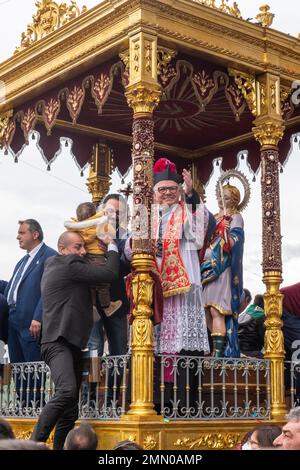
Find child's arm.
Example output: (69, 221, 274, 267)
(64, 214, 108, 230)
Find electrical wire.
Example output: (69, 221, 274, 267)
(18, 158, 89, 194)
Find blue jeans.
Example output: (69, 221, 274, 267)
(87, 310, 128, 402)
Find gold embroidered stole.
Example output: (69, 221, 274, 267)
(154, 203, 191, 298)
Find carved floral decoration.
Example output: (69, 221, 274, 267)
(15, 0, 87, 53)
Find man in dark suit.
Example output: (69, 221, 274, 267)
(86, 194, 130, 407)
(0, 293, 8, 344)
(88, 194, 130, 359)
(31, 230, 119, 450)
(1, 220, 56, 363)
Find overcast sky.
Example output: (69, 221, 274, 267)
(0, 0, 299, 296)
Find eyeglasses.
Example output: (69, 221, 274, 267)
(156, 186, 179, 194)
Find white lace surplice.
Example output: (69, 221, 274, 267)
(155, 203, 210, 354)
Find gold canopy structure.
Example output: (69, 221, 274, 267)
(1, 0, 300, 449)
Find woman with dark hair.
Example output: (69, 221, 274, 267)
(242, 425, 281, 450)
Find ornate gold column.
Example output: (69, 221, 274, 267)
(253, 72, 286, 420)
(121, 32, 162, 419)
(86, 143, 111, 207)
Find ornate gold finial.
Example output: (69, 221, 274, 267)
(15, 0, 87, 53)
(255, 5, 275, 28)
(192, 0, 242, 19)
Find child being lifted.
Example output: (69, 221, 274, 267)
(64, 202, 122, 318)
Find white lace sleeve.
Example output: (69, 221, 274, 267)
(183, 201, 205, 249)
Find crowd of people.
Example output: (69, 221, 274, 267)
(0, 157, 299, 450)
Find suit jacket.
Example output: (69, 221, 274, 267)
(0, 293, 8, 343)
(110, 227, 131, 312)
(185, 189, 200, 210)
(41, 250, 119, 349)
(2, 244, 57, 330)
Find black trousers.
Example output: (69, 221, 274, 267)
(31, 338, 83, 450)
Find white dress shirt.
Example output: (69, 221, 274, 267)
(7, 242, 44, 304)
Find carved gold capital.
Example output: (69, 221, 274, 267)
(15, 0, 87, 53)
(253, 121, 285, 147)
(125, 82, 161, 117)
(86, 143, 111, 206)
(0, 110, 13, 148)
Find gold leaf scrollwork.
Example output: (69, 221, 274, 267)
(66, 85, 85, 124)
(145, 43, 152, 74)
(193, 70, 215, 97)
(15, 0, 88, 53)
(132, 319, 152, 346)
(265, 329, 283, 354)
(21, 108, 37, 142)
(228, 69, 257, 116)
(43, 97, 61, 135)
(143, 434, 158, 450)
(174, 432, 242, 450)
(0, 110, 13, 148)
(92, 74, 111, 113)
(280, 86, 290, 113)
(192, 0, 242, 19)
(134, 43, 140, 73)
(132, 273, 154, 314)
(120, 46, 177, 90)
(157, 47, 177, 86)
(14, 430, 33, 440)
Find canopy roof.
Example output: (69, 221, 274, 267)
(1, 0, 300, 182)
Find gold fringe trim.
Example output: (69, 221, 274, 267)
(163, 284, 191, 298)
(205, 303, 232, 316)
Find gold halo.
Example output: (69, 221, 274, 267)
(215, 169, 251, 212)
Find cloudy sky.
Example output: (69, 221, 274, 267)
(0, 0, 299, 296)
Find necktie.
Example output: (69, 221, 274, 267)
(7, 254, 30, 305)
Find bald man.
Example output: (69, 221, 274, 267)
(31, 231, 119, 450)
